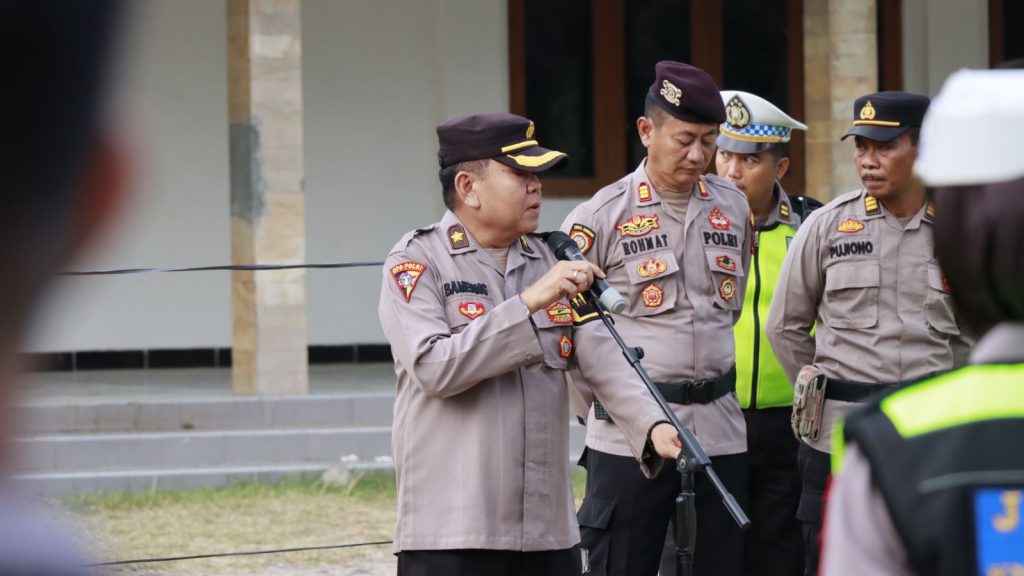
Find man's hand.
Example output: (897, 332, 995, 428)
(519, 260, 605, 314)
(651, 422, 683, 460)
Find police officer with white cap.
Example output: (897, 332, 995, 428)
(765, 90, 972, 575)
(715, 90, 817, 576)
(822, 68, 1024, 576)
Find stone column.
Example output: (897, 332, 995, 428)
(228, 0, 308, 395)
(804, 0, 878, 200)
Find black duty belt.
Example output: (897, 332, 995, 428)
(593, 366, 736, 422)
(824, 373, 941, 403)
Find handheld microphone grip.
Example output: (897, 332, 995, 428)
(544, 231, 627, 313)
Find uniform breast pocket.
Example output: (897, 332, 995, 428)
(531, 299, 575, 370)
(822, 262, 880, 329)
(924, 263, 959, 336)
(622, 251, 679, 317)
(444, 296, 495, 334)
(703, 248, 744, 310)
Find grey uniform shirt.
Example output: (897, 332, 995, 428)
(766, 189, 966, 453)
(379, 210, 668, 553)
(562, 161, 752, 457)
(821, 323, 1024, 576)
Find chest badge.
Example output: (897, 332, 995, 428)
(391, 261, 426, 303)
(617, 214, 660, 237)
(708, 207, 731, 231)
(558, 334, 574, 359)
(719, 278, 736, 302)
(715, 255, 737, 272)
(641, 283, 664, 308)
(638, 258, 668, 278)
(546, 301, 573, 325)
(570, 223, 596, 255)
(458, 301, 485, 320)
(837, 217, 866, 233)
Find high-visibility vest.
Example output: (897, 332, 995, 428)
(835, 363, 1024, 576)
(734, 221, 796, 409)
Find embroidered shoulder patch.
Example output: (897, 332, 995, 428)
(715, 255, 737, 272)
(546, 300, 573, 324)
(617, 214, 660, 238)
(638, 258, 668, 278)
(719, 278, 736, 302)
(570, 224, 596, 255)
(641, 283, 664, 308)
(391, 261, 427, 302)
(458, 301, 485, 320)
(708, 207, 730, 231)
(837, 218, 865, 233)
(558, 334, 574, 359)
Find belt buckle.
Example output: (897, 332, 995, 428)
(691, 379, 709, 403)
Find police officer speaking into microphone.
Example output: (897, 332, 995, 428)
(765, 91, 972, 575)
(562, 61, 752, 576)
(822, 68, 1024, 576)
(378, 112, 682, 576)
(715, 90, 817, 576)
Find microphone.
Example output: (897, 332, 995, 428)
(544, 231, 627, 313)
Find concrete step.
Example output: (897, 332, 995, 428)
(13, 426, 394, 474)
(14, 393, 395, 435)
(13, 461, 394, 497)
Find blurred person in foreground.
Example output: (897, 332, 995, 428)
(0, 1, 125, 574)
(822, 68, 1024, 575)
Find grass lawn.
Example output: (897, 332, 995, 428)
(65, 469, 588, 575)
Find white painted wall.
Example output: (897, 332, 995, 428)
(27, 0, 531, 352)
(902, 0, 989, 95)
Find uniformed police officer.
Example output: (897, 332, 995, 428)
(715, 90, 815, 576)
(563, 61, 752, 576)
(765, 91, 970, 575)
(822, 69, 1024, 576)
(378, 112, 683, 576)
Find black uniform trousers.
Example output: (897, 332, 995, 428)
(578, 447, 748, 576)
(742, 408, 805, 576)
(795, 444, 831, 576)
(397, 548, 581, 576)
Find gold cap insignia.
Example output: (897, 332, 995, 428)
(725, 95, 751, 128)
(660, 80, 682, 107)
(526, 121, 535, 139)
(859, 101, 876, 121)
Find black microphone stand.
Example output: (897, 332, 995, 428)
(588, 295, 750, 576)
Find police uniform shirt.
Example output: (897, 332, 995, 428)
(820, 323, 1024, 576)
(765, 189, 964, 453)
(379, 210, 668, 553)
(561, 160, 753, 457)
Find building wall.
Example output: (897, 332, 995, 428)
(26, 0, 563, 352)
(26, 0, 990, 353)
(902, 0, 989, 95)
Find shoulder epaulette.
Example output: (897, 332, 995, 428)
(864, 195, 881, 216)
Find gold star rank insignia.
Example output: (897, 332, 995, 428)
(448, 225, 469, 250)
